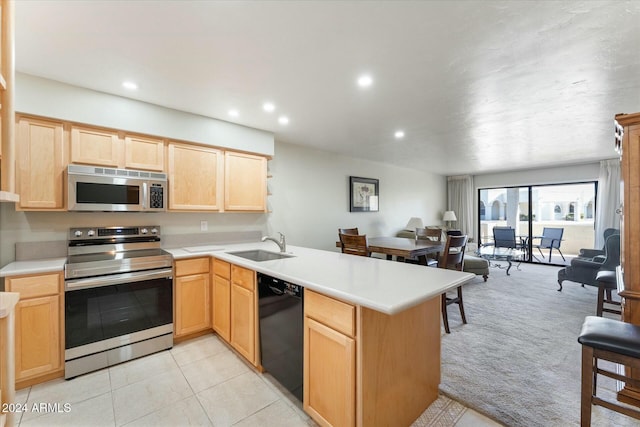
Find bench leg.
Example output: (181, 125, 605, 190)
(581, 345, 594, 427)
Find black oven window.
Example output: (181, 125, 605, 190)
(65, 277, 172, 350)
(76, 182, 140, 204)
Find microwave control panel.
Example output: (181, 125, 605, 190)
(149, 184, 164, 209)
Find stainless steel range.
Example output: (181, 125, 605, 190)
(64, 225, 173, 379)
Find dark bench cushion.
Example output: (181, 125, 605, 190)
(596, 270, 617, 289)
(578, 316, 640, 359)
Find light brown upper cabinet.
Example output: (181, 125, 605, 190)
(167, 142, 223, 211)
(124, 134, 165, 171)
(224, 151, 267, 212)
(16, 116, 66, 210)
(70, 125, 120, 167)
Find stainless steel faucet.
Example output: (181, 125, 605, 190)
(262, 232, 286, 252)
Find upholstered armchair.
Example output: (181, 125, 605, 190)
(577, 228, 619, 259)
(557, 233, 620, 291)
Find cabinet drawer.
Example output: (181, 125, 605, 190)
(7, 273, 61, 299)
(231, 265, 254, 291)
(305, 290, 355, 337)
(175, 258, 210, 276)
(213, 259, 231, 279)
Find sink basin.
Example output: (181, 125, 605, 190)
(228, 250, 295, 262)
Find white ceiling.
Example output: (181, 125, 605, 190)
(14, 1, 640, 175)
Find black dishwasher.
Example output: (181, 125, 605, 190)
(258, 272, 304, 401)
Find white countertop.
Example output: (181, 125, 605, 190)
(0, 243, 474, 315)
(0, 257, 67, 278)
(167, 241, 475, 315)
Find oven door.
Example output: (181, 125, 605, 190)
(64, 268, 173, 360)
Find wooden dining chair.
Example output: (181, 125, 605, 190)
(416, 227, 443, 266)
(439, 234, 469, 333)
(338, 227, 359, 235)
(339, 233, 370, 257)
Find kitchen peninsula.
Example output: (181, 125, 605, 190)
(168, 242, 474, 426)
(1, 241, 474, 427)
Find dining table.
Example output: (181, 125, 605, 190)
(337, 236, 444, 264)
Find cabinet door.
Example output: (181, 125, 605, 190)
(70, 125, 120, 167)
(16, 116, 65, 209)
(304, 317, 356, 427)
(212, 275, 231, 342)
(224, 151, 267, 211)
(175, 273, 211, 336)
(168, 142, 222, 210)
(125, 135, 165, 171)
(230, 283, 255, 363)
(14, 295, 61, 380)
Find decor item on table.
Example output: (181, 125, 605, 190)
(442, 210, 457, 230)
(349, 176, 379, 212)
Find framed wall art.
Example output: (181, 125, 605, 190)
(349, 176, 379, 212)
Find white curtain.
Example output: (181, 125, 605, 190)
(447, 175, 474, 238)
(594, 159, 621, 247)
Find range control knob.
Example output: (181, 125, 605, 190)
(87, 230, 95, 237)
(141, 228, 148, 234)
(74, 230, 83, 238)
(151, 228, 158, 234)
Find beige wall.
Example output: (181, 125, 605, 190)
(266, 141, 446, 252)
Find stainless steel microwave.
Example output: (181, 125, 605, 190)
(67, 165, 167, 212)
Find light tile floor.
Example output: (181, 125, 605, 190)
(12, 334, 502, 427)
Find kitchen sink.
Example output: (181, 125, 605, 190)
(227, 250, 295, 262)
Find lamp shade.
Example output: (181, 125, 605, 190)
(442, 211, 457, 222)
(405, 217, 424, 230)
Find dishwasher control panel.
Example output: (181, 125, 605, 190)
(257, 273, 303, 298)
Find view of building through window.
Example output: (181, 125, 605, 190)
(479, 182, 597, 265)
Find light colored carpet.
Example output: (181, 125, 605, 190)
(439, 262, 639, 427)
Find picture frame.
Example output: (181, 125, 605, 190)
(349, 176, 379, 212)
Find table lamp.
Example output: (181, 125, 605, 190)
(442, 211, 457, 230)
(405, 217, 424, 232)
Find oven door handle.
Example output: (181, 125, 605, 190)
(65, 268, 173, 291)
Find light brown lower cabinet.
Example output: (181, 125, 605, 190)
(229, 264, 257, 365)
(304, 316, 356, 427)
(304, 288, 441, 427)
(5, 272, 63, 387)
(174, 258, 211, 337)
(212, 259, 231, 341)
(211, 259, 258, 367)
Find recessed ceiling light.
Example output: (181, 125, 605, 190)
(394, 130, 405, 139)
(263, 102, 275, 112)
(122, 81, 138, 90)
(228, 109, 239, 118)
(357, 75, 373, 88)
(278, 116, 289, 125)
